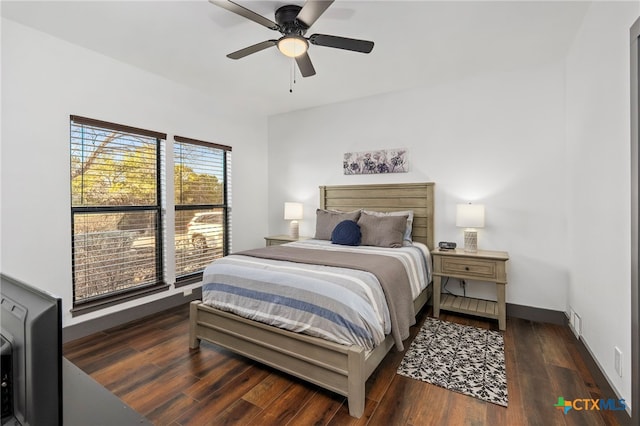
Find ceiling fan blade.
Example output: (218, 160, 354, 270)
(296, 0, 334, 28)
(309, 34, 374, 53)
(295, 52, 316, 77)
(227, 40, 277, 59)
(209, 0, 279, 31)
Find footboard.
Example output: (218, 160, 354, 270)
(189, 283, 432, 418)
(189, 301, 369, 417)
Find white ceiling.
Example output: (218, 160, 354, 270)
(2, 1, 590, 116)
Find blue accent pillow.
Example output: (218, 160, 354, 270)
(331, 220, 361, 246)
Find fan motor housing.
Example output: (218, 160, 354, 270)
(275, 5, 307, 34)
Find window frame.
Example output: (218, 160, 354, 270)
(173, 135, 232, 286)
(70, 115, 169, 316)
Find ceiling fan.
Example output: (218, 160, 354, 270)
(209, 0, 374, 77)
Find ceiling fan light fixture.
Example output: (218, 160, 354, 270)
(277, 36, 308, 58)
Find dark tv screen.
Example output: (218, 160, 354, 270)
(1, 274, 62, 426)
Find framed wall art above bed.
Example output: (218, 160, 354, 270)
(343, 149, 409, 175)
(189, 182, 435, 418)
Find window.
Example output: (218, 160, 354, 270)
(70, 116, 168, 312)
(174, 136, 232, 285)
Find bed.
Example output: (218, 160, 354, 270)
(189, 182, 435, 418)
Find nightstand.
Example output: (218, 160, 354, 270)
(264, 235, 310, 246)
(432, 248, 510, 330)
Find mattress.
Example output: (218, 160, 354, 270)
(201, 239, 432, 350)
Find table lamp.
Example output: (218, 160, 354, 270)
(456, 203, 485, 252)
(284, 202, 303, 239)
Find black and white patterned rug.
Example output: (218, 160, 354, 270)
(397, 317, 508, 407)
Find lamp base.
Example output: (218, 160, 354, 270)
(463, 229, 478, 252)
(289, 220, 299, 240)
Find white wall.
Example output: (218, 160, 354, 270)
(565, 1, 639, 410)
(268, 60, 569, 310)
(0, 19, 269, 327)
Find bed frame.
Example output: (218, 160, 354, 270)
(189, 182, 435, 418)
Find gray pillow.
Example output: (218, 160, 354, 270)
(358, 212, 408, 248)
(362, 209, 414, 243)
(314, 209, 361, 240)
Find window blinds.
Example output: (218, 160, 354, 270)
(174, 136, 231, 283)
(70, 116, 166, 305)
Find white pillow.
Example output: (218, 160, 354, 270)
(362, 209, 414, 243)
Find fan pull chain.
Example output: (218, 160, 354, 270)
(289, 58, 297, 93)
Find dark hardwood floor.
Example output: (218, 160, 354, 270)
(64, 304, 622, 425)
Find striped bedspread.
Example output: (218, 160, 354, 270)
(202, 239, 432, 350)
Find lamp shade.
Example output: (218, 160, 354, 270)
(456, 204, 485, 228)
(284, 202, 303, 220)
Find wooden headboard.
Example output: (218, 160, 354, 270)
(319, 182, 435, 250)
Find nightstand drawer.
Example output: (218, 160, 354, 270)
(440, 257, 498, 279)
(264, 235, 310, 246)
(266, 239, 290, 246)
